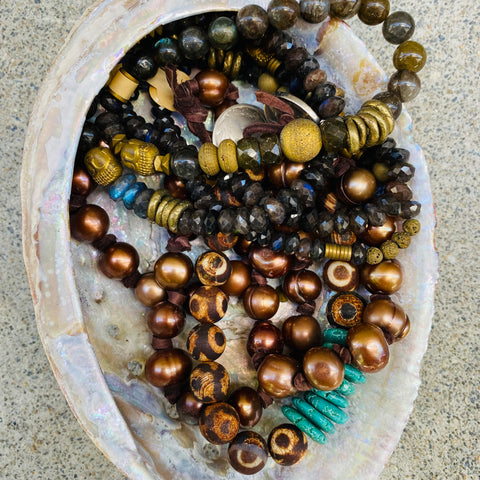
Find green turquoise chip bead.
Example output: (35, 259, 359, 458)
(304, 391, 349, 425)
(336, 379, 356, 396)
(323, 328, 348, 346)
(344, 363, 366, 384)
(282, 405, 327, 444)
(311, 388, 349, 409)
(292, 397, 336, 433)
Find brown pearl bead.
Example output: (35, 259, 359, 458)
(339, 168, 377, 204)
(234, 237, 253, 255)
(187, 323, 226, 361)
(189, 361, 230, 404)
(154, 252, 193, 289)
(267, 161, 305, 189)
(189, 285, 229, 323)
(176, 391, 204, 425)
(282, 269, 322, 304)
(164, 175, 186, 199)
(257, 354, 299, 398)
(147, 301, 186, 338)
(199, 402, 240, 445)
(196, 250, 232, 286)
(243, 285, 279, 321)
(282, 315, 323, 352)
(268, 423, 308, 466)
(361, 260, 403, 294)
(70, 204, 109, 242)
(206, 232, 238, 252)
(196, 69, 230, 107)
(71, 165, 94, 196)
(249, 246, 291, 278)
(323, 260, 359, 292)
(98, 242, 139, 279)
(135, 272, 166, 307)
(302, 346, 345, 391)
(361, 216, 396, 246)
(363, 298, 409, 341)
(228, 431, 268, 475)
(247, 322, 284, 357)
(221, 260, 251, 296)
(228, 386, 263, 428)
(347, 323, 389, 373)
(145, 348, 192, 388)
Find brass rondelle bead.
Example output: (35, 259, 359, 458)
(221, 260, 251, 296)
(147, 301, 186, 338)
(189, 361, 230, 404)
(268, 423, 308, 466)
(196, 250, 232, 286)
(282, 315, 323, 352)
(347, 323, 390, 373)
(176, 391, 204, 425)
(302, 346, 345, 391)
(98, 242, 139, 279)
(282, 269, 322, 304)
(70, 204, 110, 243)
(196, 69, 230, 107)
(189, 285, 229, 323)
(257, 354, 299, 398)
(228, 431, 268, 475)
(247, 321, 284, 357)
(339, 167, 377, 204)
(243, 285, 280, 321)
(363, 298, 410, 341)
(145, 348, 192, 388)
(71, 166, 94, 196)
(135, 272, 166, 307)
(249, 246, 291, 278)
(187, 323, 226, 361)
(361, 215, 396, 246)
(154, 252, 193, 289)
(228, 386, 263, 428)
(199, 402, 240, 445)
(361, 259, 403, 294)
(323, 260, 359, 292)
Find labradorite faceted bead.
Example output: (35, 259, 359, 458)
(191, 210, 207, 235)
(310, 82, 336, 109)
(358, 0, 390, 26)
(154, 38, 183, 66)
(249, 206, 269, 233)
(243, 183, 264, 207)
(123, 52, 157, 81)
(262, 196, 287, 225)
(300, 208, 318, 232)
(321, 117, 348, 153)
(133, 188, 154, 219)
(300, 0, 330, 23)
(237, 137, 262, 173)
(258, 230, 272, 247)
(271, 232, 286, 251)
(177, 209, 193, 235)
(285, 233, 300, 254)
(334, 210, 350, 234)
(291, 179, 315, 208)
(381, 147, 410, 165)
(316, 210, 335, 237)
(259, 133, 282, 165)
(267, 0, 300, 30)
(300, 168, 326, 191)
(351, 243, 367, 265)
(373, 91, 402, 119)
(311, 239, 326, 260)
(235, 207, 250, 235)
(364, 203, 386, 226)
(203, 211, 218, 235)
(383, 11, 415, 44)
(170, 146, 201, 180)
(388, 70, 421, 102)
(218, 209, 236, 233)
(330, 0, 361, 19)
(387, 162, 415, 183)
(400, 200, 421, 219)
(236, 5, 269, 40)
(317, 96, 345, 119)
(208, 16, 238, 50)
(230, 173, 251, 199)
(349, 209, 368, 234)
(178, 26, 209, 60)
(393, 41, 427, 73)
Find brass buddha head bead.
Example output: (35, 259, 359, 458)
(84, 146, 123, 186)
(120, 138, 159, 176)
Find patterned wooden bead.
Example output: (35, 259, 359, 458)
(189, 285, 229, 323)
(199, 402, 240, 445)
(267, 423, 308, 466)
(196, 250, 232, 286)
(186, 323, 226, 361)
(190, 361, 230, 404)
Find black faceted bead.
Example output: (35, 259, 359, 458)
(245, 230, 258, 242)
(262, 196, 286, 225)
(400, 201, 421, 219)
(277, 189, 301, 215)
(217, 209, 236, 234)
(377, 194, 402, 216)
(156, 130, 180, 155)
(99, 90, 133, 114)
(151, 105, 172, 119)
(311, 239, 326, 261)
(125, 116, 146, 137)
(270, 232, 286, 251)
(334, 209, 350, 234)
(216, 172, 235, 189)
(133, 188, 154, 219)
(381, 147, 410, 165)
(102, 123, 125, 144)
(310, 82, 337, 109)
(317, 96, 345, 119)
(300, 167, 327, 191)
(349, 209, 369, 235)
(203, 211, 218, 235)
(243, 183, 264, 207)
(95, 112, 121, 131)
(86, 98, 98, 119)
(153, 115, 175, 132)
(312, 154, 336, 178)
(195, 193, 217, 209)
(316, 210, 335, 237)
(123, 52, 157, 81)
(191, 210, 207, 235)
(387, 162, 416, 183)
(249, 206, 269, 233)
(154, 37, 183, 66)
(235, 207, 250, 235)
(170, 146, 201, 180)
(186, 181, 212, 201)
(291, 179, 316, 208)
(351, 243, 367, 265)
(364, 202, 387, 226)
(177, 209, 193, 236)
(230, 173, 251, 199)
(258, 230, 272, 247)
(131, 122, 153, 141)
(300, 208, 318, 232)
(285, 233, 300, 255)
(79, 123, 101, 154)
(298, 56, 320, 79)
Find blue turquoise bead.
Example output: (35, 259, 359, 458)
(323, 328, 348, 346)
(133, 188, 154, 219)
(109, 174, 136, 201)
(322, 342, 334, 349)
(281, 405, 327, 444)
(336, 379, 356, 396)
(344, 364, 366, 384)
(311, 388, 349, 409)
(304, 391, 348, 424)
(292, 397, 335, 433)
(123, 182, 146, 210)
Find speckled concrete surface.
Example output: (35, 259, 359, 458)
(0, 0, 478, 479)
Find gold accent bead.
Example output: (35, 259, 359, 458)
(199, 143, 220, 176)
(280, 119, 322, 163)
(154, 153, 171, 175)
(112, 134, 127, 154)
(366, 247, 383, 265)
(84, 147, 123, 186)
(324, 243, 352, 262)
(147, 189, 169, 221)
(358, 111, 380, 147)
(345, 116, 361, 156)
(217, 139, 239, 173)
(120, 139, 159, 176)
(392, 232, 411, 249)
(230, 52, 243, 79)
(359, 106, 390, 143)
(155, 196, 174, 226)
(108, 68, 139, 103)
(403, 219, 421, 236)
(258, 73, 279, 94)
(161, 198, 182, 227)
(168, 202, 191, 233)
(381, 240, 399, 259)
(351, 115, 368, 149)
(267, 58, 281, 75)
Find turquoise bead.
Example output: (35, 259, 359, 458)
(123, 182, 146, 209)
(304, 391, 349, 425)
(282, 406, 327, 444)
(292, 397, 336, 433)
(323, 328, 348, 346)
(336, 379, 356, 396)
(109, 174, 136, 201)
(311, 388, 349, 409)
(344, 364, 366, 384)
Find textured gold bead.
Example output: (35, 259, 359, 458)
(280, 119, 322, 163)
(358, 111, 380, 147)
(160, 198, 181, 227)
(258, 73, 279, 94)
(155, 196, 174, 226)
(267, 58, 281, 75)
(108, 68, 139, 103)
(359, 106, 390, 143)
(363, 100, 395, 133)
(351, 115, 368, 149)
(403, 219, 421, 236)
(168, 202, 191, 233)
(217, 139, 239, 173)
(84, 147, 123, 186)
(345, 116, 361, 155)
(366, 247, 383, 265)
(381, 240, 399, 259)
(392, 232, 411, 249)
(120, 139, 158, 176)
(154, 153, 171, 175)
(147, 189, 169, 221)
(245, 46, 272, 67)
(199, 143, 220, 176)
(230, 52, 243, 79)
(325, 243, 352, 262)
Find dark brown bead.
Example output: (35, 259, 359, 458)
(236, 4, 269, 41)
(267, 0, 300, 30)
(189, 361, 230, 404)
(330, 0, 361, 19)
(228, 431, 268, 475)
(323, 260, 359, 292)
(145, 348, 192, 388)
(247, 321, 284, 357)
(228, 386, 263, 427)
(176, 391, 204, 425)
(154, 252, 193, 289)
(189, 285, 229, 323)
(257, 354, 299, 398)
(268, 423, 308, 466)
(206, 232, 239, 252)
(135, 272, 166, 307)
(361, 216, 396, 246)
(347, 323, 389, 372)
(363, 298, 409, 341)
(196, 250, 232, 286)
(303, 346, 345, 390)
(249, 246, 291, 278)
(326, 292, 366, 328)
(373, 91, 402, 119)
(71, 166, 94, 196)
(164, 175, 187, 199)
(300, 0, 330, 24)
(70, 204, 109, 242)
(98, 242, 139, 279)
(358, 0, 390, 25)
(388, 69, 421, 103)
(303, 68, 327, 91)
(385, 181, 413, 201)
(187, 323, 226, 361)
(282, 269, 322, 304)
(221, 260, 251, 296)
(361, 259, 403, 294)
(284, 47, 309, 72)
(199, 402, 240, 445)
(147, 301, 186, 338)
(243, 285, 279, 321)
(196, 70, 230, 107)
(282, 315, 323, 352)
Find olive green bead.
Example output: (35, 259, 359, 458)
(300, 0, 331, 23)
(358, 0, 389, 25)
(268, 0, 300, 30)
(381, 240, 399, 259)
(259, 133, 282, 165)
(237, 137, 262, 173)
(330, 0, 361, 19)
(383, 11, 415, 44)
(373, 91, 402, 119)
(388, 69, 421, 103)
(208, 16, 238, 50)
(391, 231, 411, 249)
(393, 41, 427, 73)
(366, 247, 383, 265)
(403, 218, 421, 235)
(320, 117, 348, 154)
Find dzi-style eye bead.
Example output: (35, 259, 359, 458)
(189, 361, 230, 404)
(196, 250, 232, 286)
(199, 402, 240, 445)
(228, 431, 268, 475)
(187, 323, 227, 361)
(268, 423, 308, 466)
(189, 285, 229, 323)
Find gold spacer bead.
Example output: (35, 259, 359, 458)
(167, 202, 191, 233)
(154, 196, 174, 226)
(351, 115, 368, 149)
(154, 153, 171, 175)
(325, 243, 352, 262)
(267, 58, 281, 75)
(147, 189, 169, 221)
(208, 48, 217, 70)
(108, 68, 139, 103)
(358, 111, 380, 147)
(217, 139, 239, 173)
(199, 143, 220, 176)
(359, 106, 391, 143)
(222, 51, 234, 77)
(366, 247, 383, 265)
(363, 100, 395, 133)
(161, 198, 182, 228)
(84, 147, 123, 186)
(230, 52, 243, 79)
(345, 116, 361, 155)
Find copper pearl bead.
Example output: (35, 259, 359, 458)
(154, 252, 193, 290)
(282, 269, 322, 304)
(70, 204, 109, 242)
(363, 298, 410, 341)
(147, 301, 186, 338)
(339, 167, 377, 204)
(361, 216, 396, 246)
(196, 69, 230, 107)
(98, 242, 139, 279)
(303, 347, 345, 391)
(282, 315, 323, 352)
(71, 165, 94, 196)
(176, 390, 204, 425)
(249, 246, 291, 278)
(135, 272, 166, 307)
(229, 386, 263, 427)
(145, 348, 192, 388)
(196, 250, 232, 286)
(347, 323, 389, 373)
(267, 161, 305, 189)
(361, 259, 403, 294)
(243, 285, 279, 321)
(257, 354, 299, 398)
(247, 321, 284, 357)
(221, 260, 251, 296)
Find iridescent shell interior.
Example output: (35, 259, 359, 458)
(21, 1, 438, 479)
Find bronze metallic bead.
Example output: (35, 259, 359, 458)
(303, 346, 345, 391)
(282, 269, 322, 304)
(206, 232, 238, 252)
(339, 167, 377, 204)
(196, 250, 232, 286)
(187, 323, 226, 361)
(199, 402, 240, 445)
(135, 272, 166, 307)
(70, 204, 109, 242)
(247, 321, 284, 357)
(189, 361, 230, 404)
(154, 252, 193, 289)
(164, 175, 187, 199)
(147, 301, 186, 339)
(363, 298, 409, 341)
(221, 260, 251, 296)
(346, 323, 389, 373)
(196, 69, 230, 107)
(243, 285, 279, 321)
(397, 315, 411, 340)
(176, 391, 204, 425)
(145, 348, 192, 388)
(228, 386, 263, 428)
(189, 285, 229, 323)
(323, 260, 359, 292)
(268, 423, 308, 466)
(361, 259, 403, 294)
(249, 245, 291, 278)
(71, 166, 94, 196)
(361, 215, 396, 246)
(257, 354, 299, 398)
(267, 161, 306, 189)
(228, 431, 268, 475)
(326, 292, 366, 329)
(98, 242, 139, 279)
(282, 315, 323, 352)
